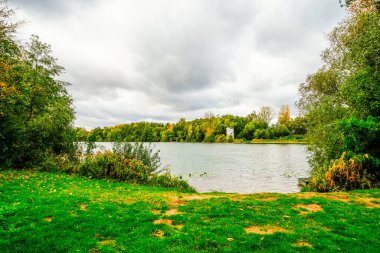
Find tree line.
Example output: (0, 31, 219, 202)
(74, 106, 307, 143)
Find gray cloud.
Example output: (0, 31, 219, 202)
(9, 0, 96, 17)
(9, 0, 346, 128)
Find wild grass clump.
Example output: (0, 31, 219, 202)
(306, 152, 380, 192)
(148, 172, 196, 192)
(39, 142, 195, 192)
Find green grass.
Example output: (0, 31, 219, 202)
(1, 170, 379, 252)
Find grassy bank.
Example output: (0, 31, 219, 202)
(249, 139, 308, 144)
(1, 170, 379, 252)
(231, 136, 307, 144)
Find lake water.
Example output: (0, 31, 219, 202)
(96, 142, 310, 194)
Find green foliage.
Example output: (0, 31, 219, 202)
(0, 3, 74, 169)
(148, 172, 196, 192)
(270, 124, 290, 138)
(74, 109, 306, 144)
(112, 142, 163, 173)
(73, 151, 151, 183)
(242, 119, 268, 140)
(253, 128, 271, 139)
(338, 117, 379, 155)
(38, 142, 194, 192)
(288, 117, 307, 135)
(297, 3, 380, 190)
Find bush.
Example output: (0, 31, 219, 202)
(38, 142, 195, 192)
(306, 152, 379, 192)
(149, 172, 196, 192)
(203, 135, 215, 143)
(254, 129, 271, 139)
(74, 151, 150, 183)
(112, 142, 163, 173)
(271, 124, 291, 138)
(215, 134, 227, 143)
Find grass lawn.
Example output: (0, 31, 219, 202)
(1, 170, 379, 252)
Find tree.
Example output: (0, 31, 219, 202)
(242, 119, 268, 140)
(258, 106, 274, 125)
(342, 0, 380, 13)
(288, 116, 307, 135)
(298, 0, 380, 189)
(0, 2, 74, 168)
(203, 111, 216, 138)
(277, 105, 291, 126)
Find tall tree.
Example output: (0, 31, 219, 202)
(297, 0, 380, 174)
(258, 106, 274, 125)
(0, 1, 74, 168)
(277, 105, 291, 126)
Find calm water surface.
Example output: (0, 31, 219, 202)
(98, 142, 310, 194)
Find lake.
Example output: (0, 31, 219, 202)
(97, 142, 310, 194)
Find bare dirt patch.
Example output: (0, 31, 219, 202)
(293, 241, 313, 247)
(296, 192, 351, 203)
(170, 196, 187, 207)
(183, 195, 215, 201)
(99, 239, 115, 246)
(151, 210, 160, 215)
(245, 225, 288, 234)
(295, 192, 380, 208)
(153, 219, 183, 230)
(154, 219, 173, 226)
(165, 208, 182, 216)
(228, 197, 245, 202)
(293, 204, 323, 215)
(80, 204, 87, 211)
(152, 230, 164, 238)
(295, 192, 320, 199)
(258, 197, 278, 202)
(44, 217, 53, 222)
(357, 198, 380, 208)
(168, 194, 225, 207)
(324, 195, 350, 203)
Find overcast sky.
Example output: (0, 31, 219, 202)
(9, 0, 346, 129)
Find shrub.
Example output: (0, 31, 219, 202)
(73, 151, 151, 182)
(149, 172, 196, 192)
(203, 135, 215, 143)
(215, 134, 227, 143)
(38, 142, 195, 192)
(306, 152, 379, 192)
(112, 142, 163, 173)
(254, 129, 271, 139)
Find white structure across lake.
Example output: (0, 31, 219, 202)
(226, 127, 234, 139)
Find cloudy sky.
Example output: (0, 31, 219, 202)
(9, 0, 346, 129)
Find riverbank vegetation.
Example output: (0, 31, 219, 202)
(1, 170, 379, 252)
(74, 106, 307, 144)
(298, 0, 380, 191)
